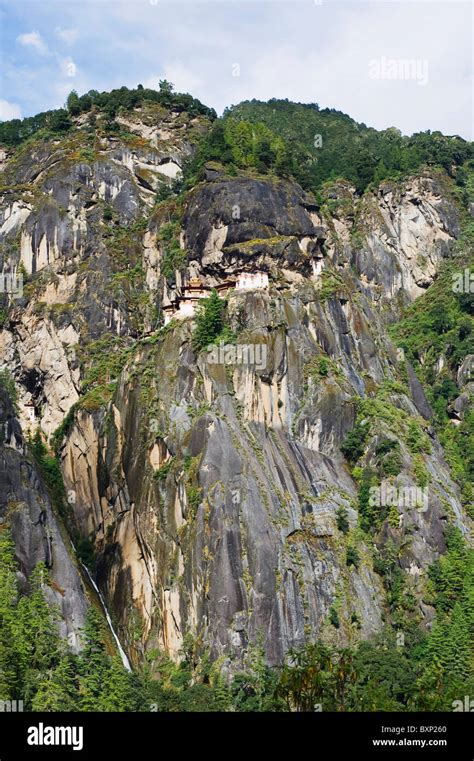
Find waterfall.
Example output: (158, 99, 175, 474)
(81, 564, 132, 672)
(71, 542, 132, 672)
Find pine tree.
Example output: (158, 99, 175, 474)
(0, 532, 18, 699)
(192, 289, 225, 353)
(66, 90, 81, 116)
(14, 565, 63, 705)
(77, 608, 112, 711)
(31, 650, 80, 711)
(100, 656, 141, 711)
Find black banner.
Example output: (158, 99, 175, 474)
(0, 711, 472, 760)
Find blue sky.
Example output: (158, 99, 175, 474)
(0, 0, 472, 138)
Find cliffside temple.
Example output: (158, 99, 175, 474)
(163, 272, 270, 323)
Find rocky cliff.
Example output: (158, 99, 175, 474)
(0, 100, 471, 673)
(0, 387, 88, 649)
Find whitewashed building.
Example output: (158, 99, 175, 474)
(163, 272, 270, 324)
(235, 272, 269, 290)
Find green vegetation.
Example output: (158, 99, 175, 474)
(98, 217, 157, 337)
(374, 437, 403, 477)
(76, 537, 96, 570)
(340, 382, 432, 495)
(153, 458, 174, 482)
(318, 267, 350, 301)
(0, 82, 215, 147)
(357, 467, 379, 533)
(72, 334, 133, 412)
(78, 335, 131, 393)
(158, 221, 188, 281)
(335, 506, 350, 534)
(102, 205, 113, 221)
(223, 99, 473, 193)
(0, 109, 73, 146)
(304, 354, 344, 384)
(314, 356, 329, 377)
(0, 531, 143, 710)
(346, 546, 361, 568)
(50, 404, 77, 456)
(192, 289, 235, 353)
(185, 118, 292, 183)
(0, 88, 472, 716)
(0, 369, 18, 409)
(373, 538, 417, 626)
(186, 485, 201, 512)
(0, 517, 472, 711)
(329, 606, 340, 629)
(341, 419, 370, 463)
(183, 455, 202, 516)
(391, 258, 474, 511)
(278, 525, 474, 711)
(0, 527, 279, 712)
(392, 259, 473, 391)
(29, 431, 69, 520)
(391, 162, 474, 513)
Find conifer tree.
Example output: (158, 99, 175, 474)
(192, 289, 225, 353)
(77, 608, 112, 711)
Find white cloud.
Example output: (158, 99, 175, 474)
(0, 99, 22, 121)
(55, 27, 79, 45)
(16, 31, 48, 55)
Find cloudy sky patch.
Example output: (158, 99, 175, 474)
(0, 0, 471, 138)
(16, 30, 48, 55)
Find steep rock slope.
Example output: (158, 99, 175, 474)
(59, 290, 467, 667)
(0, 388, 88, 648)
(322, 175, 459, 301)
(0, 104, 211, 435)
(0, 101, 471, 672)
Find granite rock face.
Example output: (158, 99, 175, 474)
(58, 280, 467, 667)
(0, 106, 211, 435)
(320, 176, 459, 302)
(0, 106, 471, 669)
(0, 388, 88, 650)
